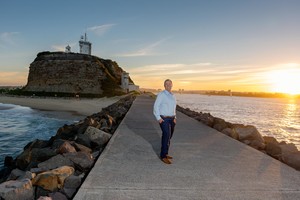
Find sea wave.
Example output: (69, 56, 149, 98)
(0, 103, 76, 168)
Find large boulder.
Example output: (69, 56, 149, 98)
(62, 175, 82, 198)
(233, 125, 264, 142)
(71, 141, 92, 154)
(7, 168, 35, 181)
(221, 128, 239, 140)
(265, 142, 282, 159)
(279, 143, 298, 156)
(84, 126, 112, 147)
(282, 152, 300, 171)
(37, 154, 74, 171)
(63, 152, 94, 171)
(32, 166, 74, 191)
(213, 117, 228, 132)
(0, 179, 34, 200)
(57, 141, 77, 154)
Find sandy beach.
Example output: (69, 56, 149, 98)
(0, 95, 125, 118)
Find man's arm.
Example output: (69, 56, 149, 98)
(153, 93, 163, 121)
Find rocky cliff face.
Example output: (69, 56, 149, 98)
(24, 52, 132, 95)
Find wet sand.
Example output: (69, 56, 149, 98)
(0, 95, 124, 117)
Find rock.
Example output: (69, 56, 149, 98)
(16, 149, 32, 170)
(263, 136, 279, 144)
(213, 117, 228, 131)
(17, 147, 57, 170)
(62, 188, 77, 199)
(37, 196, 52, 200)
(35, 186, 51, 199)
(221, 128, 239, 140)
(49, 192, 68, 200)
(233, 125, 264, 143)
(249, 140, 266, 150)
(63, 152, 94, 172)
(0, 179, 34, 200)
(24, 139, 49, 151)
(99, 118, 109, 131)
(282, 152, 300, 171)
(265, 142, 282, 159)
(0, 167, 13, 183)
(92, 150, 102, 159)
(32, 166, 74, 191)
(86, 117, 100, 128)
(57, 141, 77, 154)
(84, 126, 112, 147)
(7, 169, 35, 181)
(196, 113, 214, 127)
(4, 156, 15, 168)
(63, 175, 82, 189)
(279, 143, 298, 156)
(38, 154, 74, 171)
(56, 124, 78, 140)
(75, 134, 92, 148)
(71, 141, 92, 154)
(31, 147, 57, 163)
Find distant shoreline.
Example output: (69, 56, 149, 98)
(141, 88, 300, 99)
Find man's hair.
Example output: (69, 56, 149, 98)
(164, 79, 172, 86)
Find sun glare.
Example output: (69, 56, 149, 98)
(268, 64, 300, 95)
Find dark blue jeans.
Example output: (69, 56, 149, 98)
(159, 117, 175, 158)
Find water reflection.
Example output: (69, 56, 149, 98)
(279, 98, 299, 145)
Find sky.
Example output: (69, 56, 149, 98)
(1, 0, 300, 94)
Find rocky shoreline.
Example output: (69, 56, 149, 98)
(0, 94, 136, 200)
(1, 94, 299, 199)
(177, 105, 300, 171)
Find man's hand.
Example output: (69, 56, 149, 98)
(158, 119, 164, 124)
(173, 118, 177, 124)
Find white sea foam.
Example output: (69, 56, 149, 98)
(0, 103, 76, 168)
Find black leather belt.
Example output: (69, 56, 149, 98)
(161, 115, 175, 118)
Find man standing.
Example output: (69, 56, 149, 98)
(153, 79, 177, 164)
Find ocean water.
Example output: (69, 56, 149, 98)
(176, 94, 300, 149)
(0, 103, 80, 169)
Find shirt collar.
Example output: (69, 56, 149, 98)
(164, 90, 173, 95)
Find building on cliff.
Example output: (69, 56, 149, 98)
(23, 52, 138, 96)
(121, 71, 139, 92)
(79, 33, 91, 55)
(23, 34, 139, 96)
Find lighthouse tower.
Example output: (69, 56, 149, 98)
(79, 33, 92, 55)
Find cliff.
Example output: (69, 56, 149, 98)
(24, 52, 133, 96)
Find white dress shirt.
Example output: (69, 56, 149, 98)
(153, 90, 177, 121)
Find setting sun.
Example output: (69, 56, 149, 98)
(267, 64, 300, 95)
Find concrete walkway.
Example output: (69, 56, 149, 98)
(74, 95, 300, 200)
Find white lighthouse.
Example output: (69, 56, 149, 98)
(79, 33, 92, 55)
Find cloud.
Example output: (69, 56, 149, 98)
(118, 38, 169, 57)
(0, 32, 19, 46)
(0, 71, 27, 86)
(51, 45, 65, 51)
(87, 24, 116, 36)
(51, 42, 77, 52)
(130, 63, 216, 76)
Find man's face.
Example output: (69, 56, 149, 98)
(164, 81, 173, 92)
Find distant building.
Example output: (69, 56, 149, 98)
(121, 71, 139, 92)
(79, 33, 92, 55)
(65, 45, 71, 53)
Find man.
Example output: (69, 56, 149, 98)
(153, 79, 177, 164)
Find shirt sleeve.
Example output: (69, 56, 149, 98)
(153, 93, 162, 121)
